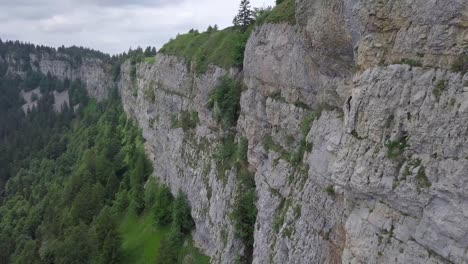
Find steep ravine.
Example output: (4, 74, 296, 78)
(6, 0, 466, 263)
(117, 0, 468, 263)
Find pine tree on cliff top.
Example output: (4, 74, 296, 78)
(233, 0, 254, 30)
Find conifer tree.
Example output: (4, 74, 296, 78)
(233, 0, 254, 30)
(144, 46, 152, 57)
(153, 185, 174, 226)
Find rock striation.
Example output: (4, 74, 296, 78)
(117, 0, 468, 263)
(4, 0, 467, 263)
(118, 55, 245, 262)
(3, 51, 113, 100)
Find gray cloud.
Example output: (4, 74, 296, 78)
(0, 0, 182, 7)
(0, 0, 275, 54)
(79, 0, 184, 7)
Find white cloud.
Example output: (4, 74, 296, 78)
(0, 0, 275, 54)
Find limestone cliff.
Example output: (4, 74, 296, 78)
(240, 0, 468, 263)
(4, 0, 466, 263)
(117, 0, 468, 263)
(2, 49, 113, 100)
(118, 56, 244, 262)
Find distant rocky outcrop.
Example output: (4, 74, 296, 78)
(20, 88, 42, 113)
(3, 48, 113, 101)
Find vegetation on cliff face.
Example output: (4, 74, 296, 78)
(158, 27, 249, 73)
(231, 138, 257, 263)
(451, 55, 468, 73)
(208, 76, 257, 262)
(208, 77, 242, 128)
(157, 0, 295, 74)
(256, 0, 296, 25)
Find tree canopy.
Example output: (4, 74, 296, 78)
(233, 0, 255, 30)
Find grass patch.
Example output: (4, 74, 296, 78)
(301, 112, 321, 136)
(400, 58, 422, 67)
(385, 136, 408, 160)
(257, 0, 296, 25)
(294, 101, 311, 110)
(262, 134, 290, 160)
(144, 86, 156, 103)
(172, 111, 199, 132)
(433, 80, 447, 101)
(120, 212, 209, 264)
(289, 111, 319, 166)
(273, 199, 289, 233)
(144, 57, 156, 64)
(159, 27, 249, 73)
(269, 91, 285, 102)
(215, 136, 238, 163)
(451, 55, 468, 73)
(293, 204, 301, 220)
(290, 139, 312, 167)
(121, 179, 209, 264)
(177, 236, 210, 264)
(416, 167, 431, 189)
(324, 185, 335, 196)
(120, 212, 169, 264)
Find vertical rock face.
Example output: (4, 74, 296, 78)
(118, 54, 244, 262)
(339, 66, 468, 264)
(116, 1, 468, 263)
(38, 56, 112, 100)
(353, 0, 467, 69)
(239, 19, 351, 263)
(28, 0, 462, 263)
(3, 51, 113, 100)
(34, 53, 113, 100)
(236, 0, 468, 263)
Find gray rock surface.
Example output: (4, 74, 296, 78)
(235, 0, 468, 263)
(9, 0, 463, 263)
(115, 0, 468, 262)
(20, 88, 42, 113)
(118, 55, 244, 263)
(4, 52, 112, 100)
(37, 54, 112, 100)
(52, 90, 70, 112)
(351, 0, 467, 69)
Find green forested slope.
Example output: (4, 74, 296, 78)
(0, 67, 208, 264)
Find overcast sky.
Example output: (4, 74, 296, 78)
(0, 0, 275, 54)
